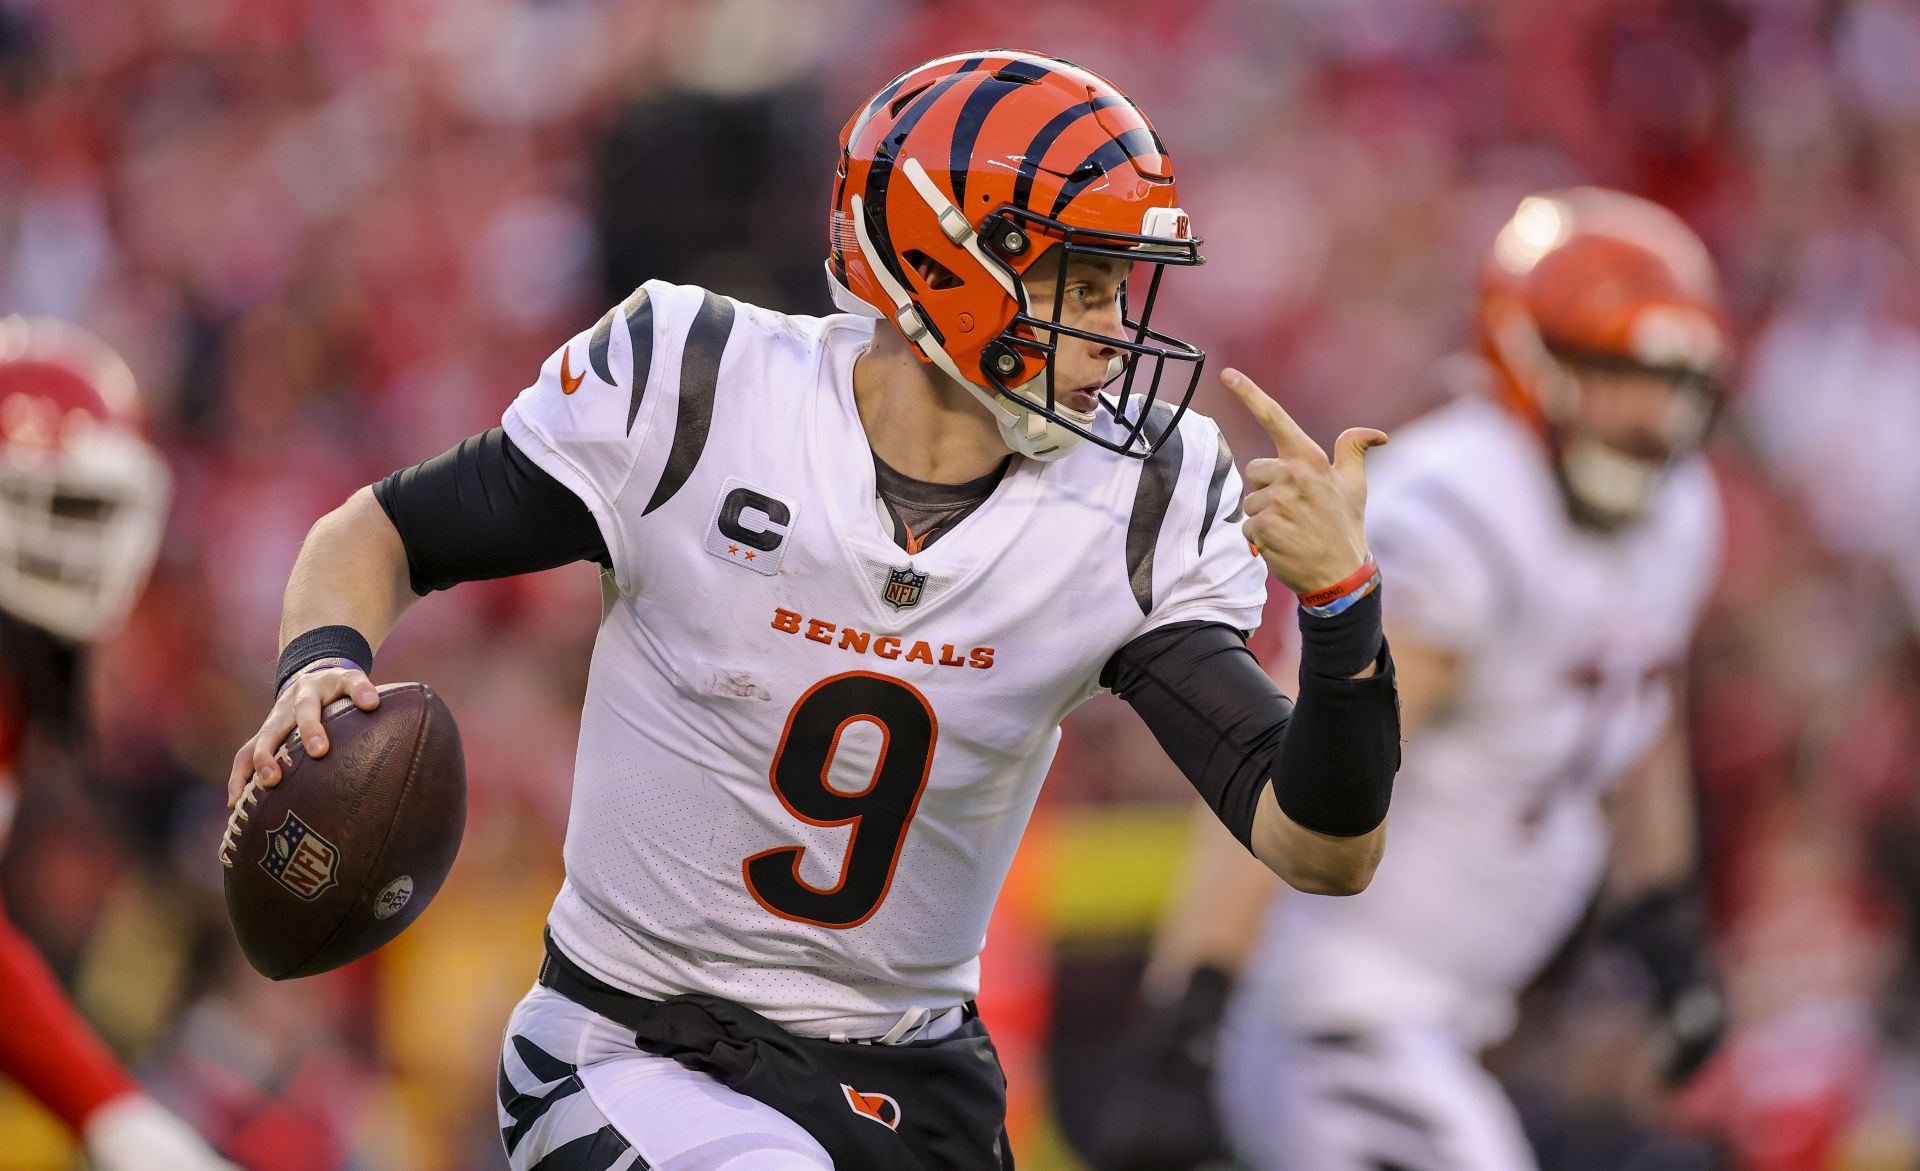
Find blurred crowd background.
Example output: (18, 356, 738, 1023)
(3, 0, 1920, 1167)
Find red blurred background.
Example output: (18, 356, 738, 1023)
(3, 0, 1919, 1167)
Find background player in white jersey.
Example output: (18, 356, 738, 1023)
(224, 51, 1404, 1170)
(0, 318, 238, 1170)
(1102, 187, 1730, 1171)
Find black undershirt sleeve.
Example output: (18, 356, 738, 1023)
(371, 428, 611, 595)
(1101, 597, 1401, 850)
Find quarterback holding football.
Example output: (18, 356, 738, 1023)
(229, 51, 1402, 1169)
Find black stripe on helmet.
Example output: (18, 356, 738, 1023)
(992, 56, 1059, 83)
(1047, 127, 1162, 219)
(848, 71, 913, 146)
(859, 57, 986, 289)
(1123, 94, 1169, 156)
(949, 60, 1058, 209)
(1010, 95, 1128, 214)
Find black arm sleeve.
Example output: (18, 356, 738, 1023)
(1101, 594, 1401, 850)
(371, 428, 611, 595)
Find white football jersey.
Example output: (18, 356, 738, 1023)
(1240, 396, 1721, 1046)
(502, 281, 1266, 1038)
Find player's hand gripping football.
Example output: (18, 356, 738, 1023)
(226, 663, 381, 808)
(1222, 368, 1387, 596)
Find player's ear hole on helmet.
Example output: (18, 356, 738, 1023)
(903, 250, 963, 291)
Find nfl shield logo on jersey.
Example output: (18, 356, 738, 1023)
(882, 565, 927, 610)
(259, 812, 340, 900)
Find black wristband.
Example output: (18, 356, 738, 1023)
(1297, 583, 1385, 679)
(275, 625, 374, 696)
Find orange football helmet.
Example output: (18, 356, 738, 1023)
(0, 317, 169, 643)
(1477, 187, 1729, 523)
(828, 50, 1202, 460)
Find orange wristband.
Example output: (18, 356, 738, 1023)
(1296, 556, 1378, 609)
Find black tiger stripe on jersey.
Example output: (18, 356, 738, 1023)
(587, 303, 619, 384)
(500, 1036, 586, 1156)
(589, 287, 644, 386)
(641, 291, 736, 516)
(1047, 127, 1162, 219)
(583, 287, 654, 436)
(860, 57, 986, 289)
(1010, 95, 1129, 215)
(622, 289, 656, 436)
(1200, 428, 1236, 555)
(1125, 403, 1186, 614)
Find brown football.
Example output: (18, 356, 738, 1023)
(220, 681, 465, 980)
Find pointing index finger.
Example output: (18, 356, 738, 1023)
(1221, 368, 1323, 461)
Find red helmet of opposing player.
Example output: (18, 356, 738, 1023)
(0, 316, 169, 643)
(1477, 187, 1729, 525)
(828, 50, 1203, 461)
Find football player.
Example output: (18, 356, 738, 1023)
(227, 51, 1403, 1170)
(0, 316, 239, 1170)
(1117, 187, 1729, 1171)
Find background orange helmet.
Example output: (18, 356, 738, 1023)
(1478, 186, 1729, 428)
(1476, 187, 1730, 526)
(828, 50, 1202, 460)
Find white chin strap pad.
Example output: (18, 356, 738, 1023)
(1560, 436, 1663, 524)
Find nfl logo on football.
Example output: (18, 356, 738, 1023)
(883, 565, 927, 610)
(259, 812, 340, 900)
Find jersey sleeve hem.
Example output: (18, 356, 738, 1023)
(1137, 597, 1268, 641)
(502, 405, 634, 594)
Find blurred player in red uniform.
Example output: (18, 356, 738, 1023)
(0, 316, 238, 1169)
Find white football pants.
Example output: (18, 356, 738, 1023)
(497, 985, 834, 1171)
(1215, 1009, 1538, 1171)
